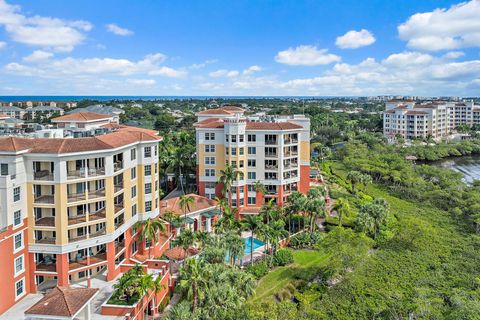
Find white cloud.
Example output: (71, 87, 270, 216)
(188, 59, 218, 69)
(398, 0, 480, 51)
(209, 69, 239, 78)
(335, 29, 376, 49)
(23, 50, 53, 62)
(127, 79, 155, 85)
(243, 65, 262, 75)
(0, 40, 5, 49)
(5, 52, 186, 78)
(0, 0, 92, 52)
(443, 51, 465, 59)
(105, 23, 133, 36)
(382, 51, 433, 67)
(275, 45, 341, 66)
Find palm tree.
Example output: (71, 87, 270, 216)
(332, 198, 350, 227)
(165, 301, 194, 320)
(179, 195, 195, 230)
(179, 258, 207, 311)
(194, 231, 210, 249)
(242, 215, 262, 265)
(163, 210, 177, 237)
(225, 232, 245, 265)
(347, 171, 363, 194)
(306, 187, 326, 233)
(268, 220, 287, 254)
(135, 218, 166, 258)
(174, 229, 195, 261)
(215, 197, 227, 214)
(218, 165, 240, 207)
(214, 206, 240, 234)
(260, 198, 276, 224)
(286, 191, 307, 232)
(360, 174, 373, 192)
(253, 180, 266, 205)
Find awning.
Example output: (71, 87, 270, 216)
(201, 209, 222, 218)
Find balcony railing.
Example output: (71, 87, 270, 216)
(265, 140, 277, 145)
(114, 183, 124, 193)
(36, 237, 56, 244)
(265, 153, 278, 158)
(283, 151, 298, 157)
(67, 167, 105, 180)
(284, 138, 298, 144)
(34, 195, 54, 204)
(67, 192, 86, 203)
(114, 162, 123, 172)
(88, 188, 106, 199)
(68, 209, 106, 226)
(114, 203, 124, 213)
(35, 217, 55, 227)
(34, 170, 54, 181)
(69, 234, 88, 243)
(265, 164, 278, 170)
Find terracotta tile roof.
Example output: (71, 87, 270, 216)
(246, 121, 303, 130)
(165, 246, 198, 261)
(160, 194, 217, 216)
(52, 111, 111, 122)
(221, 105, 245, 112)
(197, 108, 234, 115)
(25, 286, 98, 317)
(195, 118, 226, 128)
(0, 129, 161, 154)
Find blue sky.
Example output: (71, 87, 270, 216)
(0, 0, 479, 96)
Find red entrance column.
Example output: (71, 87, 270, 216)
(56, 253, 69, 286)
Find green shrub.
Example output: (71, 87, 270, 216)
(246, 260, 269, 279)
(273, 249, 294, 266)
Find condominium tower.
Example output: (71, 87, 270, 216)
(195, 106, 310, 215)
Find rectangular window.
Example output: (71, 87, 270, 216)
(231, 148, 237, 156)
(225, 134, 229, 142)
(144, 165, 151, 176)
(205, 145, 216, 153)
(247, 185, 255, 192)
(248, 159, 256, 167)
(131, 186, 137, 198)
(154, 145, 158, 156)
(239, 160, 244, 168)
(205, 169, 215, 177)
(14, 233, 23, 250)
(145, 183, 152, 194)
(231, 160, 237, 168)
(145, 201, 152, 212)
(205, 157, 216, 165)
(144, 147, 152, 158)
(239, 135, 244, 142)
(131, 167, 137, 179)
(239, 147, 244, 155)
(247, 134, 256, 142)
(225, 147, 229, 155)
(15, 279, 24, 298)
(248, 147, 256, 155)
(248, 172, 256, 180)
(14, 210, 21, 226)
(231, 135, 237, 143)
(131, 148, 136, 160)
(132, 204, 137, 216)
(248, 197, 256, 205)
(13, 187, 20, 202)
(0, 163, 8, 176)
(205, 182, 216, 189)
(205, 132, 215, 141)
(15, 255, 24, 275)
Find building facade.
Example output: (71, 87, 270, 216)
(195, 106, 310, 215)
(0, 113, 166, 315)
(383, 100, 480, 141)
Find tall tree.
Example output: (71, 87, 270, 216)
(135, 218, 166, 258)
(179, 194, 195, 229)
(347, 170, 363, 193)
(225, 232, 245, 265)
(218, 165, 240, 207)
(332, 198, 350, 227)
(179, 258, 207, 311)
(242, 215, 263, 265)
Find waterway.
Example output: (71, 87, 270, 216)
(434, 155, 480, 183)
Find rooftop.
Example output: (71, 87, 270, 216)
(0, 125, 161, 154)
(160, 194, 217, 216)
(52, 111, 112, 122)
(25, 286, 98, 318)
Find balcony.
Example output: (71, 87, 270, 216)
(67, 192, 87, 203)
(114, 161, 123, 172)
(69, 234, 88, 243)
(88, 188, 106, 199)
(114, 182, 124, 193)
(283, 138, 298, 144)
(35, 217, 55, 227)
(265, 164, 278, 170)
(67, 167, 106, 180)
(115, 240, 125, 255)
(283, 151, 298, 157)
(34, 195, 54, 204)
(265, 152, 278, 158)
(265, 140, 277, 145)
(69, 251, 107, 271)
(114, 203, 124, 213)
(36, 237, 56, 244)
(67, 209, 106, 226)
(36, 256, 56, 273)
(34, 170, 54, 181)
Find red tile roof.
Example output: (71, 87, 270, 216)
(160, 194, 217, 216)
(164, 246, 198, 261)
(221, 105, 245, 112)
(25, 286, 98, 317)
(246, 122, 303, 130)
(0, 127, 161, 154)
(52, 111, 111, 122)
(196, 106, 245, 115)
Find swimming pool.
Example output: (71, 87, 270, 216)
(243, 236, 264, 255)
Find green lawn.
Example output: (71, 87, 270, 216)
(253, 250, 329, 302)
